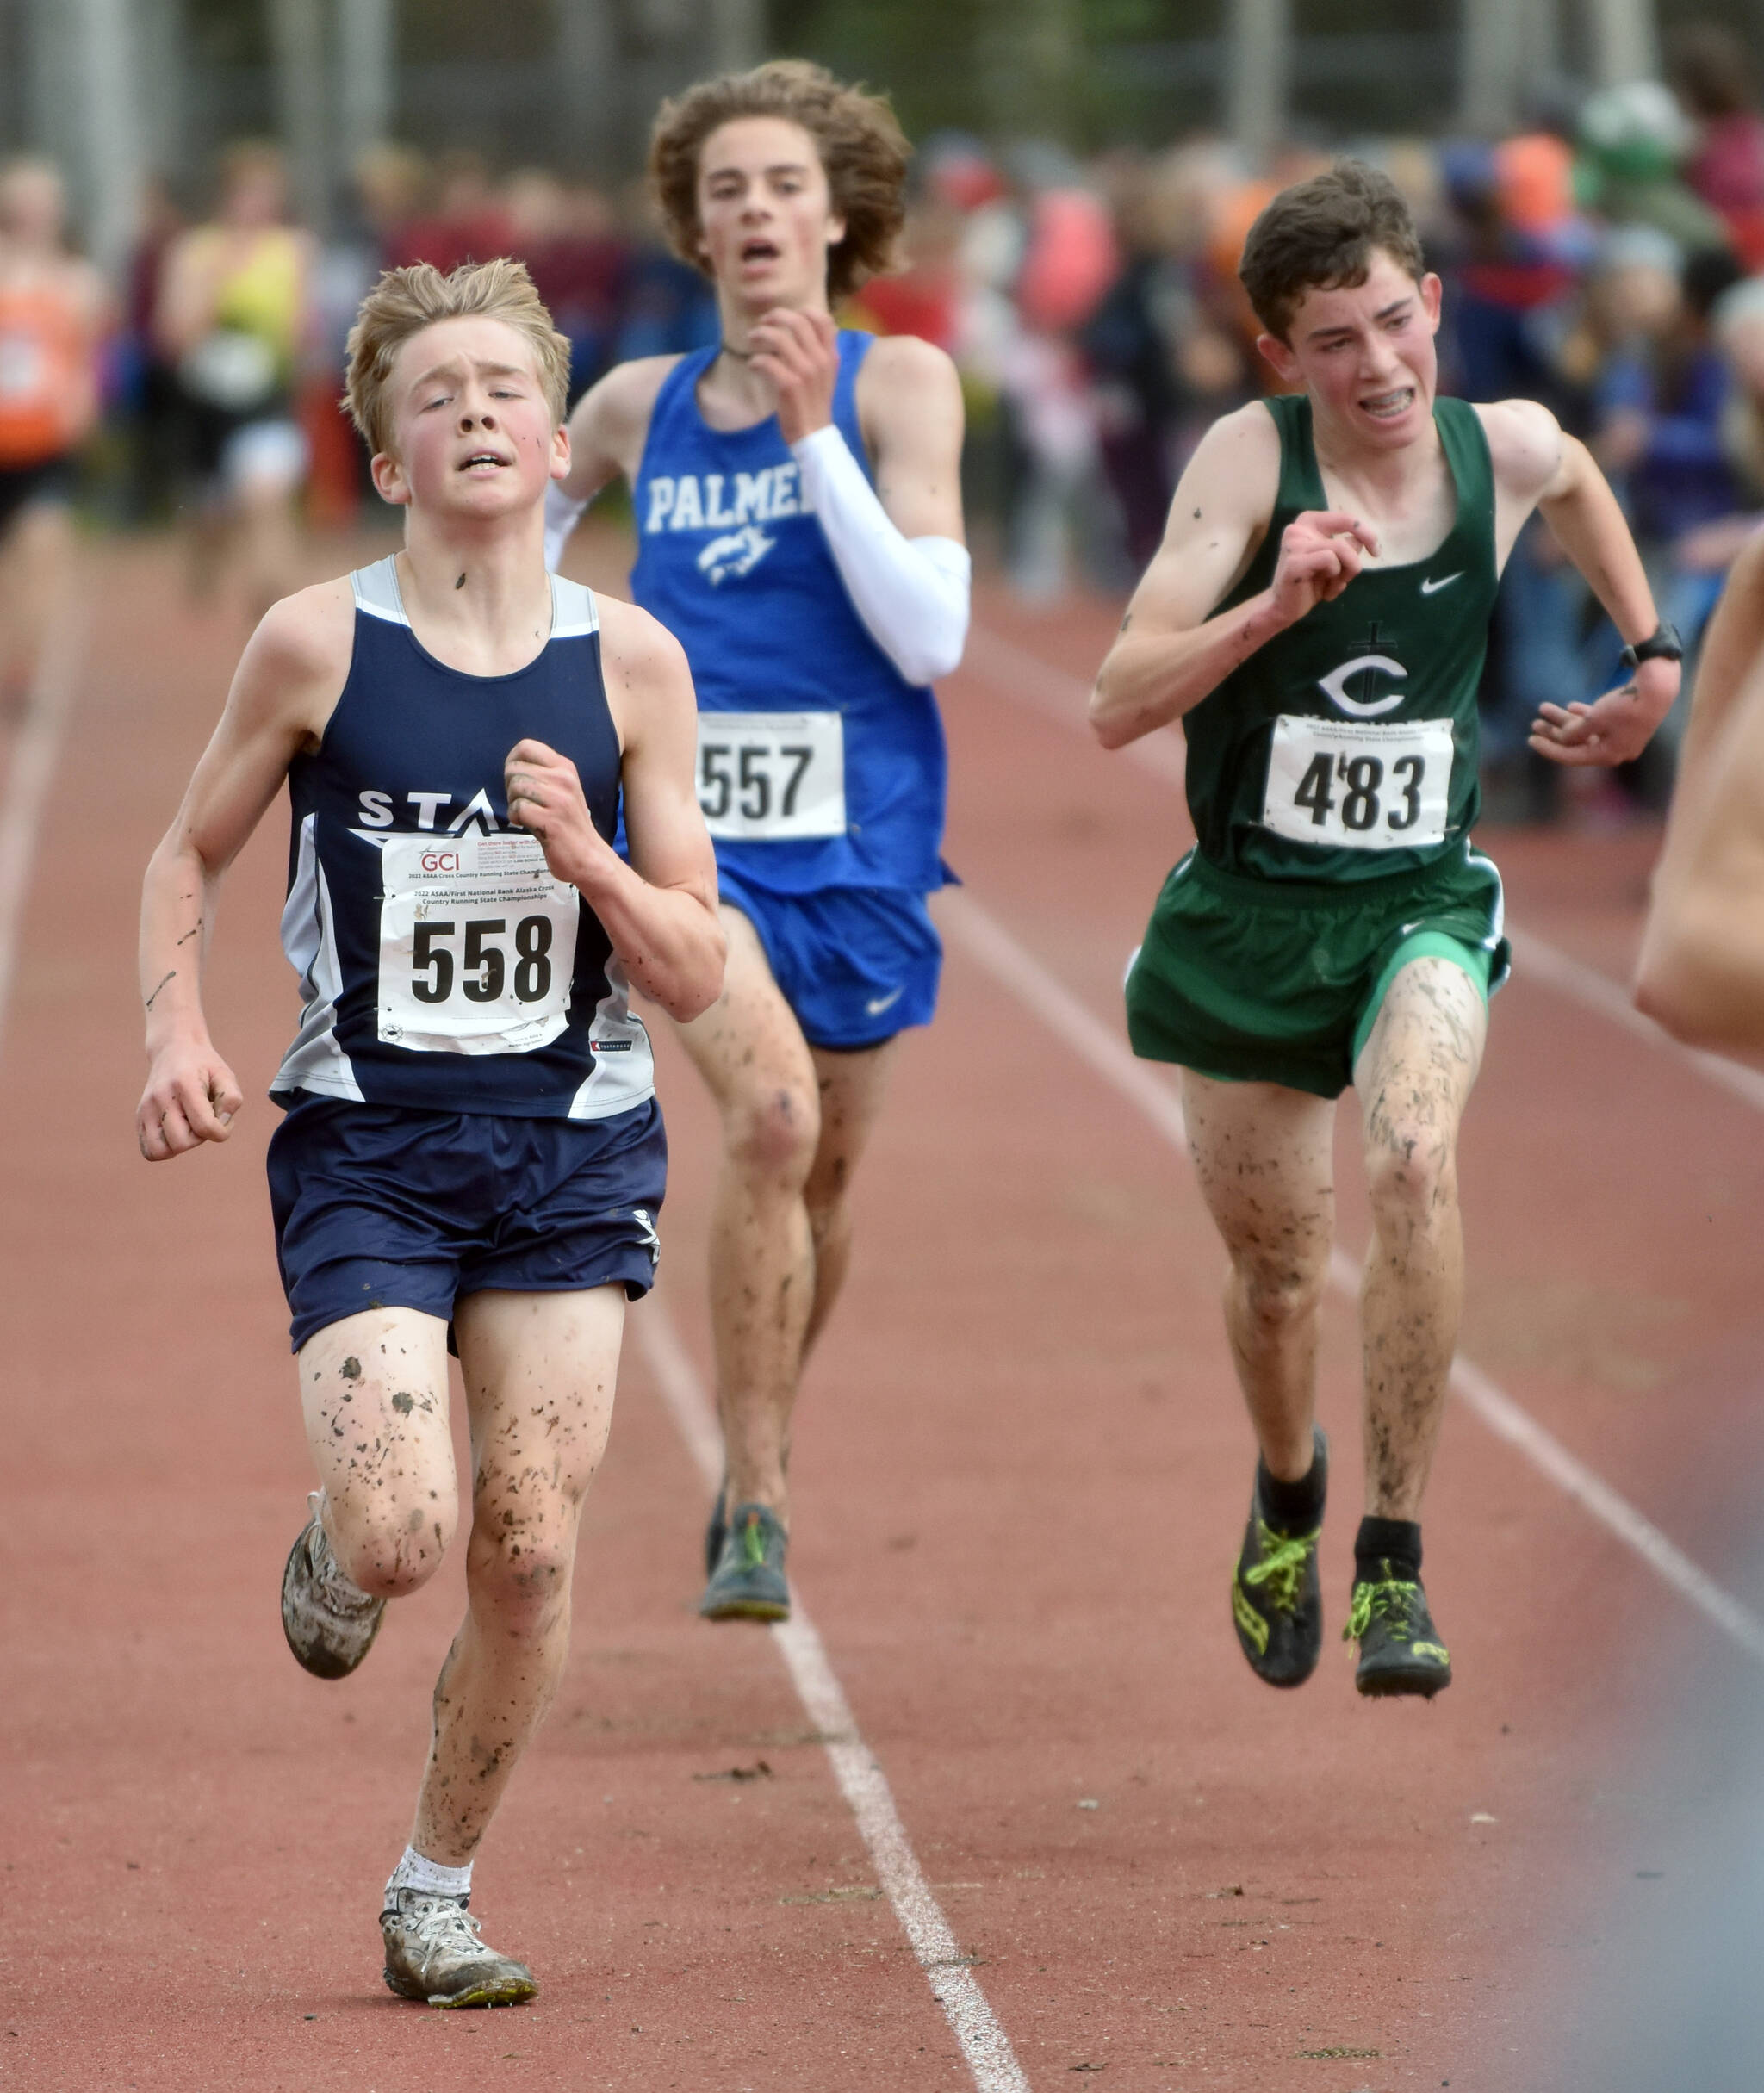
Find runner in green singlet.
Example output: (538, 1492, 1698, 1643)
(1090, 162, 1679, 1699)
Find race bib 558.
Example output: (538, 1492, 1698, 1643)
(377, 833, 578, 1054)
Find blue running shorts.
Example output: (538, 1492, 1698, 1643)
(266, 1095, 667, 1352)
(715, 866, 942, 1051)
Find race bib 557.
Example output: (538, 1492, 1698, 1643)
(696, 711, 845, 841)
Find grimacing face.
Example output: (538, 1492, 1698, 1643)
(1258, 248, 1443, 453)
(372, 315, 567, 518)
(694, 115, 845, 311)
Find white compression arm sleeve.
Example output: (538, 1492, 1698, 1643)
(789, 423, 971, 686)
(543, 481, 588, 574)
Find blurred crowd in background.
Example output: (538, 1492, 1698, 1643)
(9, 18, 1764, 821)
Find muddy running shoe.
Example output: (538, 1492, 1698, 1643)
(381, 1889, 538, 2009)
(1345, 1562, 1453, 1699)
(1230, 1432, 1327, 1688)
(698, 1501, 790, 1622)
(281, 1493, 385, 1680)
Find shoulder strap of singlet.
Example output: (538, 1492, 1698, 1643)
(1432, 397, 1497, 568)
(647, 346, 718, 439)
(834, 328, 875, 475)
(550, 574, 599, 637)
(1260, 393, 1320, 515)
(351, 556, 407, 624)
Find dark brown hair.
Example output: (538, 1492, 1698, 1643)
(1239, 159, 1426, 341)
(649, 60, 909, 301)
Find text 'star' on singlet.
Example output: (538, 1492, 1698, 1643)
(1184, 393, 1498, 884)
(629, 328, 948, 897)
(271, 556, 654, 1119)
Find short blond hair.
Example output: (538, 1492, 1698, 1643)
(342, 258, 570, 458)
(649, 61, 909, 302)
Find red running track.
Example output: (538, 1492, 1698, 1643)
(4, 532, 1762, 2090)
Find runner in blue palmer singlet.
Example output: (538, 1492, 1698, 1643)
(551, 64, 971, 1620)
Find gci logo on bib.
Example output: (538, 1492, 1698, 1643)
(377, 832, 579, 1053)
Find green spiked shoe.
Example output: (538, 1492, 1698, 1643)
(1345, 1562, 1452, 1698)
(698, 1501, 790, 1622)
(1230, 1430, 1327, 1688)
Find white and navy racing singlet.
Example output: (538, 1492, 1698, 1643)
(271, 556, 654, 1119)
(629, 328, 948, 897)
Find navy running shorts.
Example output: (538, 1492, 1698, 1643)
(715, 866, 942, 1051)
(266, 1094, 667, 1352)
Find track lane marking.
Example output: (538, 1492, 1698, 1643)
(635, 1300, 1034, 2093)
(0, 596, 88, 1054)
(941, 885, 1764, 1668)
(962, 624, 1764, 1116)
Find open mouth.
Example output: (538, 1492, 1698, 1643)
(1359, 387, 1415, 421)
(739, 237, 780, 265)
(457, 448, 511, 473)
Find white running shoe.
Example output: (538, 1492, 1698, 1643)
(280, 1492, 385, 1680)
(380, 1889, 539, 2008)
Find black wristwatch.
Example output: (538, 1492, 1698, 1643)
(1620, 622, 1684, 668)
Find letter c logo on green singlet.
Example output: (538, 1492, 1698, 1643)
(1317, 654, 1407, 718)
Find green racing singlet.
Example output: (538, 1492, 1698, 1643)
(1183, 393, 1497, 885)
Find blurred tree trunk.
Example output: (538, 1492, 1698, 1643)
(1459, 0, 1523, 132)
(1227, 0, 1290, 172)
(1586, 0, 1658, 88)
(337, 0, 396, 175)
(269, 0, 329, 233)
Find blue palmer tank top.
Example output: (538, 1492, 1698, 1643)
(629, 329, 948, 897)
(271, 556, 654, 1119)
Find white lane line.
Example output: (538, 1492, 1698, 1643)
(634, 1301, 1034, 2093)
(963, 623, 1764, 1116)
(941, 885, 1764, 1668)
(0, 598, 88, 1053)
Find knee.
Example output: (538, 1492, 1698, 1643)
(1232, 1254, 1328, 1338)
(1363, 1119, 1457, 1233)
(726, 1077, 821, 1187)
(330, 1494, 457, 1599)
(465, 1519, 576, 1630)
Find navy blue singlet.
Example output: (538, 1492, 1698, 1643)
(271, 556, 654, 1120)
(629, 329, 948, 897)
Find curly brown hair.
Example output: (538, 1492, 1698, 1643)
(1239, 160, 1425, 342)
(649, 60, 910, 302)
(343, 258, 570, 458)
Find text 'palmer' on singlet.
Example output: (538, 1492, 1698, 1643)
(1184, 393, 1499, 884)
(629, 328, 947, 897)
(271, 556, 654, 1119)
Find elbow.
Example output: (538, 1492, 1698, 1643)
(1088, 687, 1133, 750)
(661, 920, 728, 1024)
(1633, 904, 1736, 1047)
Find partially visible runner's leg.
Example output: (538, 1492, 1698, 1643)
(1183, 1071, 1337, 1686)
(1347, 951, 1488, 1697)
(674, 904, 898, 1618)
(383, 1283, 624, 2008)
(285, 1307, 457, 1677)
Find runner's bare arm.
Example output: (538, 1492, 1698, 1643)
(1090, 404, 1378, 749)
(506, 596, 724, 1022)
(136, 581, 354, 1161)
(1483, 400, 1679, 767)
(1634, 643, 1764, 1059)
(1669, 527, 1764, 786)
(854, 332, 966, 543)
(556, 358, 680, 506)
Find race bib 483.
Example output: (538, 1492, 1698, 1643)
(377, 832, 579, 1054)
(697, 711, 845, 842)
(1262, 715, 1454, 851)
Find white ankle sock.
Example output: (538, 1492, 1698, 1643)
(386, 1847, 473, 1900)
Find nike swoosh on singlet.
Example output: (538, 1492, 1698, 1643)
(1419, 572, 1463, 594)
(866, 987, 904, 1016)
